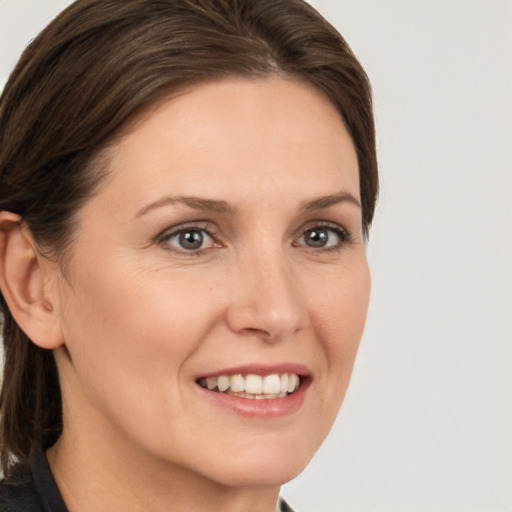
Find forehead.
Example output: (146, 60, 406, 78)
(87, 77, 360, 216)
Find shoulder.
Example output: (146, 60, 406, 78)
(0, 466, 45, 512)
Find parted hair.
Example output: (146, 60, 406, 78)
(0, 0, 378, 476)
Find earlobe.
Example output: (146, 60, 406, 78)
(0, 211, 64, 349)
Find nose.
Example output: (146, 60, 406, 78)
(225, 248, 306, 342)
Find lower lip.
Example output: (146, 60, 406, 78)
(196, 380, 310, 418)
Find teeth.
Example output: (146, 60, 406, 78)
(263, 374, 281, 394)
(280, 374, 289, 394)
(287, 374, 299, 393)
(217, 375, 230, 392)
(198, 372, 301, 398)
(245, 374, 263, 394)
(230, 374, 245, 392)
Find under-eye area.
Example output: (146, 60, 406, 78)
(197, 373, 306, 399)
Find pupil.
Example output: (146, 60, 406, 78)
(179, 230, 203, 250)
(306, 229, 328, 247)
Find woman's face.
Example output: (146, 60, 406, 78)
(51, 77, 370, 487)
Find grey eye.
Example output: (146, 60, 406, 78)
(179, 230, 204, 250)
(164, 229, 214, 251)
(304, 228, 329, 247)
(297, 226, 345, 249)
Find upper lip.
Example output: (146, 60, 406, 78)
(197, 363, 310, 379)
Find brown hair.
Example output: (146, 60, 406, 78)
(0, 0, 378, 475)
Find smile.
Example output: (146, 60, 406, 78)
(197, 373, 301, 399)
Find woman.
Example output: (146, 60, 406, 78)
(0, 0, 378, 510)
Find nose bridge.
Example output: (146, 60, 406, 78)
(227, 239, 305, 341)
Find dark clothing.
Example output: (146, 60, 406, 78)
(0, 450, 295, 511)
(0, 450, 67, 511)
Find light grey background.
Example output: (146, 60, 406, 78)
(1, 1, 511, 511)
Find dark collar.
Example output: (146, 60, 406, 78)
(31, 448, 69, 512)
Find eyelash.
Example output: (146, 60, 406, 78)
(156, 221, 352, 256)
(157, 222, 220, 256)
(294, 223, 352, 253)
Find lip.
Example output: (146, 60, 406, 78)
(197, 363, 310, 379)
(195, 363, 311, 418)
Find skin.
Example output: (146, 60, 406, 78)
(1, 76, 370, 511)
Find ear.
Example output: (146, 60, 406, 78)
(0, 211, 64, 349)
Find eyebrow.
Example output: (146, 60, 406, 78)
(135, 196, 237, 218)
(302, 191, 361, 211)
(135, 190, 360, 219)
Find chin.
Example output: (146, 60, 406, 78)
(209, 458, 307, 489)
(194, 438, 317, 488)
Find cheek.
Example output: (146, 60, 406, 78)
(56, 265, 225, 455)
(310, 259, 370, 412)
(57, 258, 215, 406)
(313, 256, 370, 344)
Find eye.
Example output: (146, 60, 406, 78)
(161, 228, 216, 252)
(296, 225, 348, 250)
